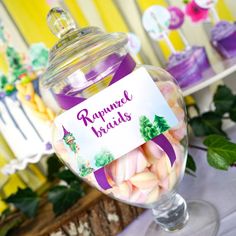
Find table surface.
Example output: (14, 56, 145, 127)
(118, 127, 236, 236)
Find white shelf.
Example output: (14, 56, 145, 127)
(183, 57, 236, 96)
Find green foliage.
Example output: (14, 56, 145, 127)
(3, 167, 85, 218)
(0, 208, 11, 220)
(4, 188, 40, 218)
(6, 47, 21, 70)
(229, 98, 236, 122)
(213, 85, 234, 115)
(207, 149, 229, 170)
(0, 73, 8, 90)
(95, 150, 114, 167)
(139, 115, 169, 141)
(203, 135, 236, 170)
(188, 84, 236, 172)
(46, 157, 85, 215)
(29, 43, 49, 70)
(6, 46, 26, 81)
(186, 154, 196, 172)
(185, 154, 196, 177)
(0, 217, 23, 236)
(189, 85, 236, 137)
(48, 181, 84, 215)
(47, 154, 63, 181)
(56, 169, 80, 184)
(189, 111, 226, 137)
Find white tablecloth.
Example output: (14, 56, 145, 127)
(118, 127, 236, 236)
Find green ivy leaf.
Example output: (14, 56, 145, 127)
(48, 182, 84, 215)
(189, 112, 226, 137)
(0, 207, 11, 220)
(207, 149, 229, 170)
(47, 154, 63, 181)
(213, 85, 234, 115)
(56, 169, 80, 184)
(186, 154, 196, 172)
(0, 217, 23, 236)
(229, 97, 236, 122)
(203, 135, 236, 170)
(5, 188, 40, 218)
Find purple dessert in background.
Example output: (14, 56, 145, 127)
(211, 21, 236, 58)
(166, 50, 202, 88)
(191, 46, 211, 72)
(166, 46, 212, 89)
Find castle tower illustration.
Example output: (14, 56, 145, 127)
(61, 125, 94, 177)
(62, 125, 79, 154)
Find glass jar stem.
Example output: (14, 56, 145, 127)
(152, 192, 189, 232)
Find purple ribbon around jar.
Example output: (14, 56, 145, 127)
(54, 53, 176, 190)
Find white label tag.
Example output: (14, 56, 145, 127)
(142, 6, 171, 41)
(55, 67, 178, 177)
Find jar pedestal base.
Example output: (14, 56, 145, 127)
(145, 200, 219, 236)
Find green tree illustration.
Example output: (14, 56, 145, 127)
(95, 150, 114, 167)
(79, 164, 94, 177)
(154, 115, 170, 133)
(139, 116, 160, 141)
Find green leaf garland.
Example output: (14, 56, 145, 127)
(186, 154, 196, 172)
(204, 135, 236, 170)
(213, 85, 234, 115)
(48, 181, 84, 215)
(56, 169, 81, 185)
(5, 188, 40, 218)
(229, 97, 236, 122)
(189, 111, 226, 137)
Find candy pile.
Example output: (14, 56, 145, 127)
(54, 80, 187, 206)
(83, 81, 187, 206)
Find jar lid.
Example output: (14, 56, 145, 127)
(41, 7, 127, 89)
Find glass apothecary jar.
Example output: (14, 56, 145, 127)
(40, 8, 218, 236)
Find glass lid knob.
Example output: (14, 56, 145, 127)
(47, 7, 77, 38)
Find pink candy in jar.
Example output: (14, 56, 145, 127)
(82, 80, 187, 207)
